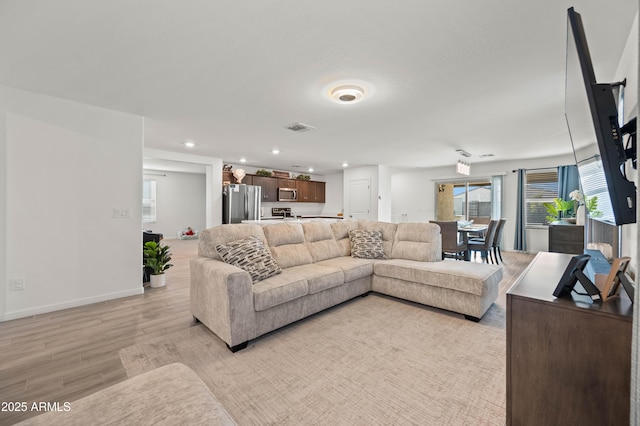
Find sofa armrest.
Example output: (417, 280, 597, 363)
(190, 257, 257, 348)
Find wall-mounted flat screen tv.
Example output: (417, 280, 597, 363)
(565, 7, 636, 226)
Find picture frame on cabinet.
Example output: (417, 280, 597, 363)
(597, 257, 632, 301)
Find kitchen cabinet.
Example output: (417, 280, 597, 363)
(222, 171, 252, 185)
(297, 180, 325, 202)
(314, 181, 326, 203)
(251, 175, 278, 201)
(232, 174, 325, 203)
(278, 178, 297, 189)
(507, 252, 632, 425)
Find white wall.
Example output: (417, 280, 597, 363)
(1, 85, 143, 321)
(143, 170, 206, 238)
(320, 172, 344, 216)
(0, 97, 6, 320)
(378, 165, 392, 222)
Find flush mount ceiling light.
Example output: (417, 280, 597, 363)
(330, 85, 365, 104)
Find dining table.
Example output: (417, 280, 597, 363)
(457, 224, 488, 261)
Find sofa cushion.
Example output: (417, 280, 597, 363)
(390, 223, 441, 262)
(331, 221, 360, 257)
(253, 270, 309, 311)
(198, 224, 267, 260)
(302, 222, 342, 262)
(374, 259, 502, 295)
(358, 221, 397, 256)
(317, 256, 374, 282)
(215, 235, 282, 283)
(263, 223, 314, 268)
(349, 229, 387, 259)
(287, 263, 345, 294)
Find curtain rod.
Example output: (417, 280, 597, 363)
(511, 155, 599, 172)
(511, 166, 557, 173)
(511, 163, 577, 173)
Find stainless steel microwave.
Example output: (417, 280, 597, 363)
(278, 188, 297, 201)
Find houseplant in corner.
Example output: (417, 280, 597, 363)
(143, 241, 173, 288)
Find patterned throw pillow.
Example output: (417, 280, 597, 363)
(215, 235, 282, 283)
(348, 229, 386, 259)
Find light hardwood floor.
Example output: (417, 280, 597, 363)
(0, 238, 534, 425)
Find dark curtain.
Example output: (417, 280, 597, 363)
(514, 169, 527, 251)
(557, 165, 579, 200)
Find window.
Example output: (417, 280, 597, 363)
(436, 177, 501, 222)
(142, 179, 157, 223)
(451, 181, 492, 219)
(525, 170, 558, 225)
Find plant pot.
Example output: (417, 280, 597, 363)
(149, 273, 166, 288)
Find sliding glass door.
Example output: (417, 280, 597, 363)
(436, 177, 501, 222)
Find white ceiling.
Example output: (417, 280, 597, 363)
(0, 1, 637, 175)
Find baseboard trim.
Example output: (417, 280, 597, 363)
(1, 287, 144, 322)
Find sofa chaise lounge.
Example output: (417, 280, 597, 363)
(191, 220, 503, 352)
(17, 363, 236, 425)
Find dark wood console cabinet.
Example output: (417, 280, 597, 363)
(507, 252, 632, 425)
(548, 224, 584, 254)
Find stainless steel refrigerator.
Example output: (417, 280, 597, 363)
(223, 184, 262, 224)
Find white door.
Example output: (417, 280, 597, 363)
(349, 178, 371, 220)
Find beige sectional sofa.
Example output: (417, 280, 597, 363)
(18, 363, 236, 425)
(191, 220, 503, 352)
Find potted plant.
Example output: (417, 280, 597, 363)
(543, 197, 575, 224)
(143, 241, 173, 288)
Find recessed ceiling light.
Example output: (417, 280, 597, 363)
(308, 168, 314, 172)
(183, 140, 196, 148)
(286, 122, 315, 132)
(240, 158, 247, 163)
(342, 162, 349, 167)
(272, 149, 280, 154)
(330, 85, 365, 104)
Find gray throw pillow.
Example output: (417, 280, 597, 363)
(215, 234, 282, 283)
(349, 229, 386, 259)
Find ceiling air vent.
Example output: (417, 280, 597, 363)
(286, 122, 315, 133)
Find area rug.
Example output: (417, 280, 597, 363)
(119, 294, 506, 425)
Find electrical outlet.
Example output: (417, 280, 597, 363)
(9, 277, 25, 291)
(113, 208, 132, 219)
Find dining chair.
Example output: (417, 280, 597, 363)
(492, 219, 507, 264)
(467, 216, 490, 238)
(468, 219, 498, 263)
(430, 220, 468, 260)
